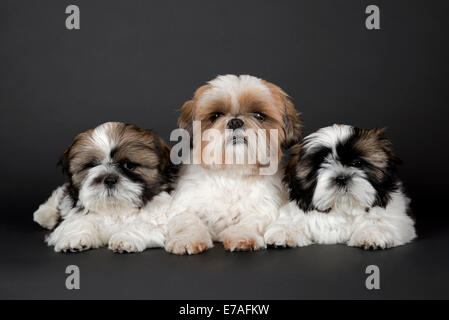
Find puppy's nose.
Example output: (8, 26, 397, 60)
(227, 118, 244, 130)
(103, 175, 119, 188)
(335, 176, 349, 186)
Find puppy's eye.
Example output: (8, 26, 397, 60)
(254, 112, 266, 121)
(122, 161, 138, 171)
(209, 112, 223, 122)
(351, 159, 363, 167)
(83, 161, 99, 170)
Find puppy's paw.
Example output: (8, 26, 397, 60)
(108, 233, 146, 253)
(348, 227, 397, 250)
(33, 205, 59, 230)
(221, 228, 266, 252)
(165, 232, 213, 255)
(264, 225, 312, 248)
(53, 233, 95, 253)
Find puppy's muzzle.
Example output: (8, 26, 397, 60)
(335, 175, 350, 187)
(103, 174, 119, 188)
(227, 118, 244, 130)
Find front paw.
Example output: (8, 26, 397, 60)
(348, 227, 396, 250)
(264, 225, 312, 248)
(165, 232, 213, 255)
(53, 233, 95, 253)
(33, 205, 59, 230)
(221, 228, 266, 252)
(108, 233, 146, 253)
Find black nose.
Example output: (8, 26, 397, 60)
(103, 175, 118, 188)
(227, 118, 244, 130)
(335, 176, 349, 186)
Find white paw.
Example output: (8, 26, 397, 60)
(221, 228, 266, 252)
(33, 205, 59, 230)
(108, 233, 146, 253)
(348, 227, 397, 250)
(53, 233, 95, 253)
(265, 225, 312, 248)
(165, 232, 213, 255)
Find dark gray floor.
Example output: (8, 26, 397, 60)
(1, 212, 448, 300)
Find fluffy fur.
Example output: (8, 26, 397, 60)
(165, 75, 301, 254)
(33, 122, 176, 253)
(265, 124, 416, 250)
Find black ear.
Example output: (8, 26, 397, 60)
(283, 144, 317, 212)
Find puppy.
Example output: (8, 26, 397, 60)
(265, 124, 416, 249)
(165, 75, 302, 254)
(33, 122, 176, 253)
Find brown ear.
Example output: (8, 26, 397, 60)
(178, 100, 195, 135)
(282, 94, 302, 149)
(58, 145, 72, 176)
(178, 84, 211, 134)
(156, 136, 172, 172)
(373, 127, 402, 166)
(263, 81, 302, 149)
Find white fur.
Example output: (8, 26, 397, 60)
(199, 75, 274, 114)
(165, 164, 288, 254)
(266, 189, 416, 249)
(304, 124, 353, 153)
(33, 122, 172, 253)
(265, 124, 416, 250)
(36, 188, 171, 253)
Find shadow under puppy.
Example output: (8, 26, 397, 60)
(33, 122, 177, 253)
(265, 124, 416, 249)
(165, 75, 302, 255)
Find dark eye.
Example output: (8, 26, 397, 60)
(122, 161, 138, 171)
(254, 112, 266, 121)
(83, 161, 99, 170)
(209, 112, 223, 122)
(351, 159, 363, 167)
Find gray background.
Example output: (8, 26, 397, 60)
(1, 0, 448, 299)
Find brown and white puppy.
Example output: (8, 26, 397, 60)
(165, 75, 302, 254)
(265, 124, 417, 249)
(33, 122, 176, 253)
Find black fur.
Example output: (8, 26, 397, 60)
(285, 126, 402, 212)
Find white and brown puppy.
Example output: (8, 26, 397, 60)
(33, 122, 176, 253)
(165, 75, 301, 255)
(265, 124, 417, 249)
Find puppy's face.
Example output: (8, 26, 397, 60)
(178, 75, 301, 172)
(60, 122, 172, 212)
(286, 125, 401, 213)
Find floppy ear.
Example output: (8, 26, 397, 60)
(177, 84, 211, 135)
(282, 95, 302, 149)
(177, 100, 195, 135)
(373, 127, 402, 166)
(262, 81, 302, 149)
(58, 145, 72, 176)
(155, 136, 179, 189)
(283, 143, 316, 212)
(156, 136, 172, 172)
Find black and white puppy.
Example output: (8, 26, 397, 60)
(265, 124, 416, 249)
(33, 122, 176, 253)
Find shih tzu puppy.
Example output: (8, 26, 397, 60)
(265, 124, 416, 249)
(33, 122, 176, 253)
(165, 75, 302, 255)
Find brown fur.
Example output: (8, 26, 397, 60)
(60, 122, 175, 203)
(178, 76, 302, 169)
